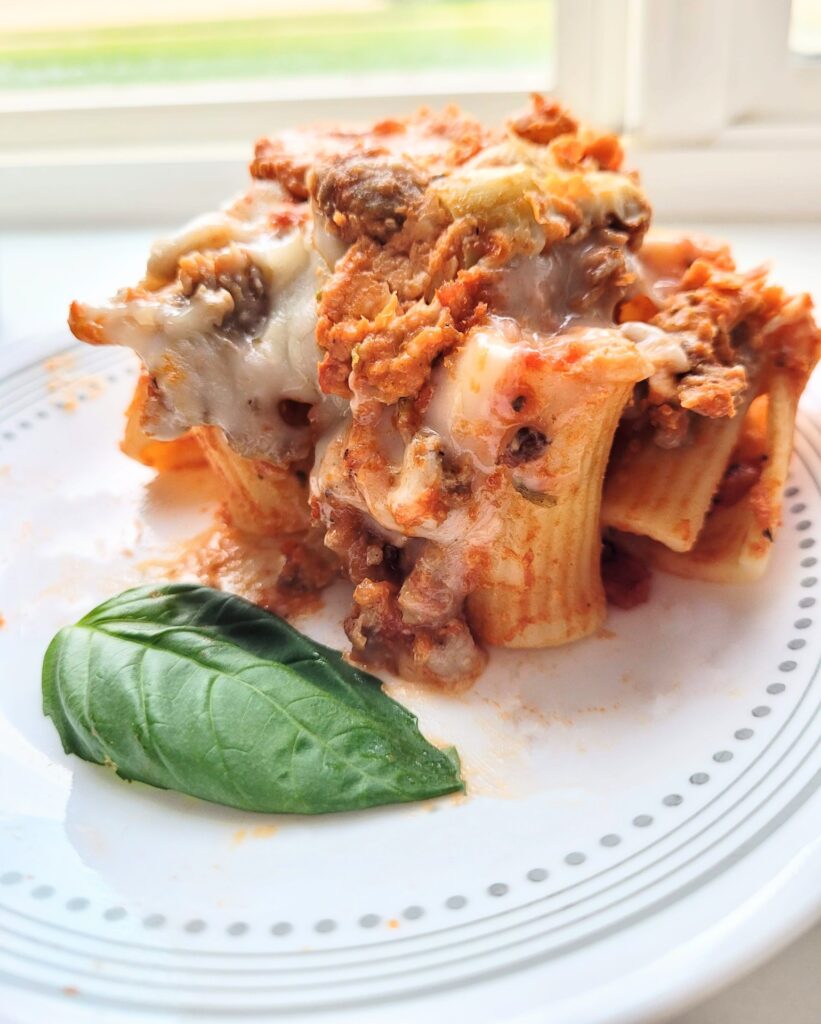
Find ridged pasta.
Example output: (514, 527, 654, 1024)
(468, 338, 645, 648)
(194, 426, 310, 535)
(121, 375, 206, 472)
(66, 96, 821, 687)
(601, 392, 756, 553)
(610, 372, 798, 582)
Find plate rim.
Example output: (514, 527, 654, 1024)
(1, 331, 820, 1024)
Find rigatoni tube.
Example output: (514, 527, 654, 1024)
(465, 327, 650, 648)
(601, 392, 756, 554)
(194, 425, 310, 535)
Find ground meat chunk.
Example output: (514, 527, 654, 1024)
(546, 127, 625, 172)
(178, 246, 268, 339)
(570, 231, 635, 312)
(311, 155, 426, 244)
(398, 542, 466, 626)
(251, 108, 490, 200)
(439, 448, 473, 500)
(616, 293, 659, 324)
(677, 364, 748, 418)
(651, 259, 764, 371)
(601, 542, 651, 609)
(251, 127, 383, 201)
(315, 201, 473, 400)
(275, 535, 339, 596)
(346, 578, 485, 689)
(322, 506, 400, 585)
(501, 427, 549, 466)
(618, 250, 774, 445)
(648, 403, 691, 449)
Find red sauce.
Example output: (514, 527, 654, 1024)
(712, 455, 767, 510)
(601, 543, 651, 610)
(140, 511, 337, 620)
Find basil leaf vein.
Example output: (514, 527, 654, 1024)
(42, 584, 464, 814)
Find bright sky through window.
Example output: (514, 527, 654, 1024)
(0, 0, 555, 91)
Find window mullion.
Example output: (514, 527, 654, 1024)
(556, 0, 631, 130)
(727, 0, 792, 121)
(630, 0, 734, 144)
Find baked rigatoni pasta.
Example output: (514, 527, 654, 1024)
(68, 95, 821, 687)
(193, 425, 311, 536)
(121, 371, 206, 472)
(602, 389, 758, 553)
(464, 326, 648, 647)
(611, 294, 819, 582)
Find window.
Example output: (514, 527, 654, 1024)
(790, 0, 821, 56)
(1, 0, 818, 226)
(1, 0, 555, 92)
(726, 0, 821, 122)
(557, 0, 821, 221)
(559, 0, 821, 137)
(0, 1, 556, 226)
(0, 1, 554, 191)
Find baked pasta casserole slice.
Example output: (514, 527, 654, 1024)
(69, 95, 821, 688)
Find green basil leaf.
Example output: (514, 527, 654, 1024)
(42, 583, 464, 814)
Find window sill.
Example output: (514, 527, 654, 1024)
(0, 73, 545, 151)
(629, 128, 821, 221)
(2, 87, 821, 226)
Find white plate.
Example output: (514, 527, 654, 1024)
(0, 336, 820, 1024)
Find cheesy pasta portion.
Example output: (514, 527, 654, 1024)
(69, 96, 821, 687)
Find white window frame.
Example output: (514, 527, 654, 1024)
(0, 69, 551, 227)
(729, 0, 821, 122)
(626, 0, 821, 140)
(557, 0, 821, 220)
(2, 0, 820, 226)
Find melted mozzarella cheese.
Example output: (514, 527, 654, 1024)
(618, 321, 691, 374)
(147, 234, 321, 459)
(311, 217, 348, 269)
(566, 170, 647, 230)
(75, 187, 341, 462)
(424, 319, 652, 493)
(436, 157, 648, 240)
(253, 231, 325, 403)
(147, 180, 287, 283)
(617, 321, 691, 403)
(424, 321, 520, 472)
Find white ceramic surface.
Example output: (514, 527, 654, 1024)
(0, 335, 819, 1024)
